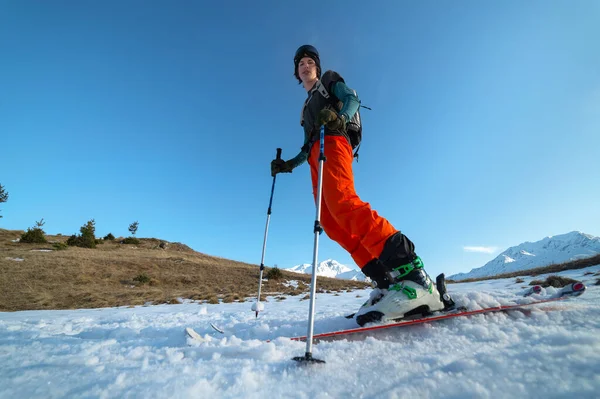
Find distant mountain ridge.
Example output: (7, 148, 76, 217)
(286, 259, 368, 282)
(450, 231, 600, 281)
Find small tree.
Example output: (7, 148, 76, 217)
(0, 184, 8, 219)
(121, 221, 140, 245)
(67, 219, 97, 248)
(20, 219, 47, 243)
(128, 221, 139, 236)
(266, 266, 283, 280)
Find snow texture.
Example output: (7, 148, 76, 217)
(1, 266, 599, 398)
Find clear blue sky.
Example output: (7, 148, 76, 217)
(2, 1, 599, 277)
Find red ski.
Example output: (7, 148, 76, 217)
(290, 282, 586, 343)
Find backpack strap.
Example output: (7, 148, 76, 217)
(315, 80, 330, 100)
(300, 79, 361, 161)
(300, 82, 327, 126)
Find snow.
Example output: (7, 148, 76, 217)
(282, 280, 299, 289)
(1, 266, 599, 398)
(287, 259, 354, 278)
(451, 231, 600, 280)
(503, 254, 516, 263)
(286, 259, 369, 281)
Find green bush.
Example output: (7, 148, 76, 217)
(67, 219, 97, 248)
(20, 219, 47, 244)
(21, 227, 47, 244)
(133, 273, 151, 285)
(104, 233, 115, 241)
(52, 242, 68, 251)
(122, 237, 140, 245)
(266, 266, 283, 280)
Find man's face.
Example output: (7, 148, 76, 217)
(298, 56, 317, 83)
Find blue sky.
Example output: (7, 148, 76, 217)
(2, 1, 599, 277)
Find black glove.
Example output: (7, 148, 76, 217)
(317, 109, 346, 130)
(271, 159, 293, 177)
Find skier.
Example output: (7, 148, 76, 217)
(271, 45, 445, 325)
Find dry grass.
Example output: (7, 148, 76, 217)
(529, 275, 579, 288)
(0, 228, 368, 311)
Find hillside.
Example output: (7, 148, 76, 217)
(450, 231, 600, 281)
(0, 229, 368, 311)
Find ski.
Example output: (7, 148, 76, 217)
(185, 282, 586, 344)
(290, 282, 586, 342)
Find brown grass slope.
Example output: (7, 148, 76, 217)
(0, 229, 368, 311)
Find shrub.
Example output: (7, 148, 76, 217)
(53, 242, 68, 251)
(104, 233, 115, 241)
(122, 237, 140, 245)
(530, 275, 578, 288)
(0, 183, 8, 219)
(20, 219, 47, 244)
(133, 273, 151, 285)
(266, 266, 283, 280)
(67, 219, 97, 248)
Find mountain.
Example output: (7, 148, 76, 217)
(450, 231, 600, 281)
(286, 259, 369, 281)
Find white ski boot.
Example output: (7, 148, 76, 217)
(356, 257, 445, 326)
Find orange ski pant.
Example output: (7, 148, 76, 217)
(308, 135, 399, 269)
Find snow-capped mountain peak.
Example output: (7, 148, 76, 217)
(286, 259, 369, 281)
(450, 231, 600, 281)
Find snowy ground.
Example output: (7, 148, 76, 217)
(1, 267, 599, 399)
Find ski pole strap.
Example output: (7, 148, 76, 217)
(388, 256, 424, 281)
(314, 221, 323, 234)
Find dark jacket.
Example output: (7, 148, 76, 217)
(288, 70, 360, 169)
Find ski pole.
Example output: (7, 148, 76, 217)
(293, 126, 326, 364)
(252, 148, 282, 318)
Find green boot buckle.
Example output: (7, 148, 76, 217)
(389, 284, 418, 299)
(388, 257, 432, 299)
(389, 256, 424, 280)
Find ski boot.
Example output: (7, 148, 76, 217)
(356, 256, 449, 326)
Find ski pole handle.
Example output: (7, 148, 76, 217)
(276, 148, 282, 160)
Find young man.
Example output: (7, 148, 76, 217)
(271, 45, 445, 326)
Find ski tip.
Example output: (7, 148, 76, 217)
(570, 281, 586, 295)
